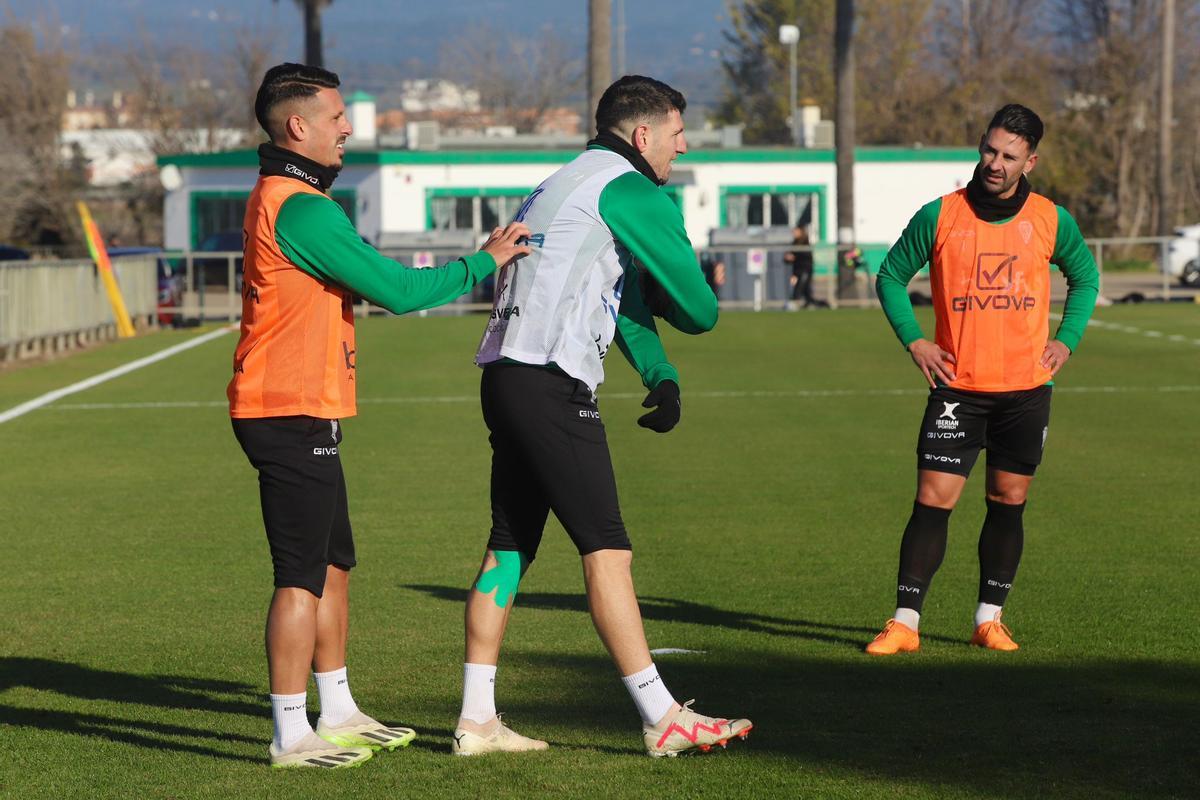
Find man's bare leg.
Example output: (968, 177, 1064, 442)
(313, 565, 349, 673)
(581, 549, 652, 676)
(266, 587, 319, 694)
(453, 550, 549, 754)
(465, 551, 518, 667)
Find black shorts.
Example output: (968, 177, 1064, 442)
(232, 416, 356, 597)
(915, 385, 1052, 477)
(481, 363, 631, 560)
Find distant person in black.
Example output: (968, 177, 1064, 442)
(699, 251, 726, 297)
(784, 225, 822, 309)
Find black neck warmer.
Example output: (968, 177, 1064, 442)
(587, 130, 665, 186)
(965, 163, 1030, 222)
(258, 142, 340, 192)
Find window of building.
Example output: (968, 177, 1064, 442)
(719, 185, 827, 241)
(427, 189, 533, 236)
(190, 190, 356, 248)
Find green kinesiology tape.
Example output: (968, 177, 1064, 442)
(474, 550, 529, 609)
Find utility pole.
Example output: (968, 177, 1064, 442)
(1158, 0, 1175, 236)
(834, 0, 857, 299)
(616, 0, 626, 76)
(779, 24, 800, 146)
(588, 0, 612, 132)
(303, 0, 326, 68)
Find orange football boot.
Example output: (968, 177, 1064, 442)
(970, 614, 1019, 651)
(865, 619, 920, 655)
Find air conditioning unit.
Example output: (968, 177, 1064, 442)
(809, 120, 835, 149)
(406, 120, 440, 151)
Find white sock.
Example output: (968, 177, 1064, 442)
(314, 667, 359, 727)
(270, 692, 311, 751)
(621, 663, 676, 727)
(460, 663, 498, 724)
(975, 603, 1003, 628)
(894, 607, 921, 631)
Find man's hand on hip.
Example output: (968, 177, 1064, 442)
(1039, 339, 1071, 376)
(907, 339, 957, 388)
(480, 222, 533, 268)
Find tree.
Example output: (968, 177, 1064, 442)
(0, 21, 81, 248)
(715, 0, 834, 144)
(94, 33, 273, 245)
(439, 25, 584, 134)
(715, 0, 938, 146)
(274, 0, 333, 67)
(588, 0, 611, 126)
(714, 0, 1200, 241)
(1049, 0, 1171, 239)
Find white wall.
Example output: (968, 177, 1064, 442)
(854, 162, 973, 245)
(165, 152, 980, 251)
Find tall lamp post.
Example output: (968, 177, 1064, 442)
(779, 24, 800, 146)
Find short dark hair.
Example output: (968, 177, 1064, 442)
(254, 62, 341, 140)
(595, 75, 686, 135)
(986, 104, 1043, 151)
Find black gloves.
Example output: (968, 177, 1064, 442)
(637, 380, 681, 433)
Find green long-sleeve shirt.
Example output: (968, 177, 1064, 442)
(876, 197, 1100, 353)
(274, 193, 496, 314)
(598, 164, 720, 389)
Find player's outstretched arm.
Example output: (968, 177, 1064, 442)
(274, 194, 529, 315)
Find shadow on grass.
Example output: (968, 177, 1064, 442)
(0, 657, 264, 763)
(490, 648, 1199, 798)
(400, 587, 1197, 797)
(402, 583, 960, 647)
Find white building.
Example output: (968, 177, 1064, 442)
(64, 128, 248, 187)
(158, 144, 978, 271)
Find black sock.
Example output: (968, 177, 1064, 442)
(896, 501, 952, 613)
(977, 498, 1026, 606)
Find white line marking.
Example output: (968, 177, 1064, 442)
(42, 384, 1200, 412)
(0, 326, 235, 424)
(649, 648, 707, 656)
(1058, 313, 1199, 346)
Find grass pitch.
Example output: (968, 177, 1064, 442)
(1, 305, 1197, 799)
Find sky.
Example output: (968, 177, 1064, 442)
(8, 0, 733, 108)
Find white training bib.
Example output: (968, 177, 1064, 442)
(475, 149, 635, 393)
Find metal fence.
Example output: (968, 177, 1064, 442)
(0, 256, 158, 360)
(698, 244, 874, 311)
(0, 234, 1189, 359)
(700, 234, 1192, 310)
(1086, 236, 1187, 299)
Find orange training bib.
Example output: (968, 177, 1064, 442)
(228, 176, 357, 419)
(930, 189, 1058, 392)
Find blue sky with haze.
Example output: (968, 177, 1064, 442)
(10, 0, 731, 107)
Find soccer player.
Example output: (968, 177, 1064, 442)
(452, 76, 753, 758)
(865, 104, 1099, 655)
(229, 62, 530, 767)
